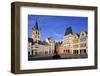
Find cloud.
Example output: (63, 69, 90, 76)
(54, 32, 62, 37)
(55, 33, 60, 36)
(54, 32, 63, 42)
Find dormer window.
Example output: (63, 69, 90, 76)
(82, 32, 84, 36)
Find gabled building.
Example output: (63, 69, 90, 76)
(31, 41, 50, 56)
(80, 30, 88, 54)
(62, 26, 74, 54)
(45, 37, 55, 54)
(57, 27, 80, 55)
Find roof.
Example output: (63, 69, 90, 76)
(28, 38, 33, 43)
(64, 26, 73, 36)
(28, 38, 35, 45)
(85, 31, 87, 34)
(80, 30, 88, 35)
(28, 38, 49, 45)
(56, 41, 62, 45)
(48, 37, 53, 40)
(32, 21, 39, 30)
(38, 41, 49, 45)
(47, 37, 55, 42)
(74, 33, 79, 37)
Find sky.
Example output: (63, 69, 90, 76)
(28, 15, 88, 42)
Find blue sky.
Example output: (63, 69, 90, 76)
(28, 15, 88, 42)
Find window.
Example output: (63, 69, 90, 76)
(82, 33, 84, 36)
(84, 50, 86, 53)
(45, 51, 48, 54)
(77, 50, 78, 54)
(49, 50, 51, 54)
(32, 50, 33, 55)
(35, 52, 37, 55)
(68, 50, 70, 53)
(80, 43, 86, 47)
(73, 50, 75, 54)
(28, 51, 30, 55)
(73, 45, 78, 48)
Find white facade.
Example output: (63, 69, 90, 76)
(28, 42, 32, 55)
(80, 31, 88, 54)
(32, 43, 50, 56)
(45, 37, 55, 54)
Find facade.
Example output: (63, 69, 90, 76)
(56, 26, 87, 57)
(62, 34, 73, 54)
(29, 40, 55, 57)
(31, 42, 50, 56)
(59, 27, 74, 55)
(72, 34, 80, 54)
(28, 38, 33, 55)
(45, 37, 55, 54)
(56, 42, 64, 55)
(80, 30, 88, 54)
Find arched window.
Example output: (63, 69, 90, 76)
(28, 51, 30, 55)
(77, 50, 78, 54)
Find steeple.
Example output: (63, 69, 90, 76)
(33, 20, 39, 30)
(64, 26, 73, 36)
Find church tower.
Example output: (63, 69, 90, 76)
(32, 21, 40, 43)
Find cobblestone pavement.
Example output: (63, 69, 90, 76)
(28, 54, 88, 61)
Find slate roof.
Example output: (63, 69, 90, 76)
(28, 38, 49, 45)
(74, 33, 79, 37)
(32, 20, 39, 30)
(28, 38, 33, 43)
(38, 41, 49, 45)
(28, 38, 35, 45)
(64, 26, 73, 36)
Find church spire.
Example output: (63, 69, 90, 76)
(33, 20, 39, 30)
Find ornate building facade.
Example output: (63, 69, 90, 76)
(73, 34, 80, 54)
(62, 34, 73, 54)
(57, 27, 73, 55)
(80, 30, 88, 54)
(45, 37, 55, 54)
(56, 26, 87, 57)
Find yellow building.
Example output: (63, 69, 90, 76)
(32, 21, 40, 43)
(58, 27, 80, 55)
(62, 33, 80, 55)
(72, 34, 80, 54)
